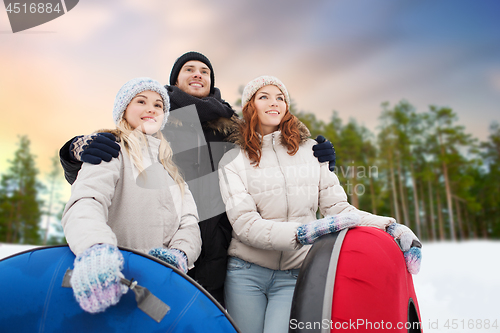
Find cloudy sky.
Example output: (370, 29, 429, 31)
(1, 0, 499, 176)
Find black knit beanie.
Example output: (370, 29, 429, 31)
(169, 51, 215, 94)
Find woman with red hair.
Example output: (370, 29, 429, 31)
(218, 76, 421, 333)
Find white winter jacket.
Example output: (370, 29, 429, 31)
(218, 128, 395, 270)
(62, 135, 201, 268)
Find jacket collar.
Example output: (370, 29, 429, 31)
(144, 134, 161, 157)
(261, 130, 280, 148)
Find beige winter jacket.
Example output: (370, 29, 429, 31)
(218, 126, 395, 270)
(62, 135, 201, 268)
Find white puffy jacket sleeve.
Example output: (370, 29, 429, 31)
(62, 156, 121, 256)
(166, 183, 201, 268)
(218, 152, 302, 252)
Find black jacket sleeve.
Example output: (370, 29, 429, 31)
(59, 136, 83, 185)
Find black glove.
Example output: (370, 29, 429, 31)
(313, 135, 336, 172)
(70, 133, 120, 165)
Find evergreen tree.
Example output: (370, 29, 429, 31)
(295, 110, 326, 139)
(337, 119, 369, 208)
(425, 106, 475, 240)
(379, 100, 422, 229)
(0, 136, 43, 244)
(377, 102, 403, 225)
(474, 122, 500, 237)
(41, 152, 65, 245)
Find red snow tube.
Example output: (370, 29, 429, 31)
(290, 227, 422, 333)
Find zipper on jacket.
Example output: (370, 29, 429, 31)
(272, 133, 288, 270)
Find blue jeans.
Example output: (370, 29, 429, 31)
(224, 257, 300, 333)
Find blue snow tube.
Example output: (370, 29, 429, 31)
(0, 245, 240, 333)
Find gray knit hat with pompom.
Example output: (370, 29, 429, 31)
(113, 77, 170, 130)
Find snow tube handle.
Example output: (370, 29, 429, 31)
(61, 269, 170, 323)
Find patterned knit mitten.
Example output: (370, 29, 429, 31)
(70, 133, 120, 164)
(70, 244, 128, 313)
(296, 212, 361, 245)
(148, 248, 188, 273)
(386, 223, 422, 252)
(386, 223, 422, 275)
(404, 247, 422, 275)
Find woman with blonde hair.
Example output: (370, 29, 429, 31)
(62, 77, 201, 314)
(218, 76, 421, 333)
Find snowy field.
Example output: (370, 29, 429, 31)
(413, 241, 500, 332)
(1, 241, 499, 332)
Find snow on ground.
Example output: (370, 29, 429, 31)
(1, 241, 499, 332)
(0, 243, 40, 260)
(413, 241, 500, 332)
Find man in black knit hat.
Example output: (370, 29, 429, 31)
(59, 51, 336, 306)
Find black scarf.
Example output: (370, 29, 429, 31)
(166, 85, 236, 124)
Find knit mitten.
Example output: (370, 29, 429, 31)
(313, 135, 336, 171)
(70, 244, 128, 313)
(404, 247, 422, 275)
(385, 223, 422, 251)
(297, 212, 361, 245)
(148, 248, 188, 273)
(70, 132, 120, 164)
(386, 223, 422, 275)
